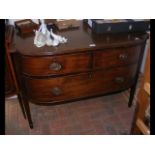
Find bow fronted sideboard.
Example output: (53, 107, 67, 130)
(10, 21, 148, 128)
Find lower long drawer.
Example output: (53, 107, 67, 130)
(23, 64, 137, 103)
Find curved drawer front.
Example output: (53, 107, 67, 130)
(24, 73, 93, 103)
(21, 53, 91, 76)
(94, 45, 141, 69)
(88, 64, 137, 95)
(24, 64, 137, 103)
(102, 64, 137, 92)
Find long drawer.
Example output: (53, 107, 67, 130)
(94, 45, 141, 69)
(24, 64, 137, 103)
(24, 73, 93, 103)
(21, 53, 91, 76)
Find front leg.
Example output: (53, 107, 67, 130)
(128, 84, 137, 107)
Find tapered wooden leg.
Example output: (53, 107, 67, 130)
(17, 93, 27, 119)
(130, 102, 142, 134)
(128, 85, 136, 107)
(22, 95, 33, 129)
(130, 102, 138, 134)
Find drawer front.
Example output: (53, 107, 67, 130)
(94, 45, 141, 69)
(21, 53, 91, 76)
(102, 64, 137, 92)
(24, 64, 137, 103)
(88, 64, 137, 95)
(24, 73, 93, 103)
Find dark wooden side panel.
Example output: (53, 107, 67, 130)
(5, 25, 16, 97)
(21, 53, 91, 76)
(5, 56, 16, 96)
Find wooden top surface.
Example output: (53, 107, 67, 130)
(12, 20, 148, 56)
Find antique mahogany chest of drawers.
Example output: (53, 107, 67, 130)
(11, 21, 148, 128)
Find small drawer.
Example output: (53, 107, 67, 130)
(103, 64, 137, 92)
(86, 64, 137, 95)
(94, 45, 141, 69)
(21, 53, 91, 76)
